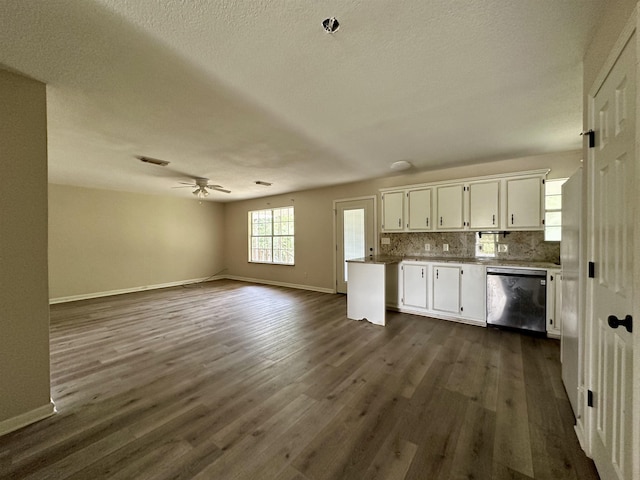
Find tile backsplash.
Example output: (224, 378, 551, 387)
(379, 231, 560, 264)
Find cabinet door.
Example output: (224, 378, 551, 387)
(506, 177, 543, 229)
(407, 188, 432, 230)
(403, 264, 427, 309)
(460, 264, 486, 321)
(469, 181, 499, 229)
(436, 184, 464, 230)
(432, 265, 460, 313)
(382, 191, 404, 231)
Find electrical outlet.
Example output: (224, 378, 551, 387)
(381, 237, 390, 245)
(443, 244, 449, 252)
(424, 243, 431, 251)
(498, 244, 508, 253)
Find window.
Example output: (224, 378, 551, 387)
(475, 232, 497, 257)
(545, 178, 567, 241)
(249, 206, 294, 264)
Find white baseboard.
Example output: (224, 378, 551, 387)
(49, 277, 218, 304)
(574, 422, 588, 455)
(50, 275, 333, 304)
(0, 400, 56, 437)
(224, 275, 335, 294)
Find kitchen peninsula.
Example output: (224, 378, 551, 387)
(346, 256, 399, 326)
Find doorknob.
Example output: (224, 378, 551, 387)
(607, 314, 633, 333)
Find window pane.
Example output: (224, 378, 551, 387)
(546, 211, 562, 226)
(343, 209, 365, 281)
(545, 226, 561, 242)
(545, 179, 566, 195)
(545, 194, 562, 210)
(475, 233, 497, 258)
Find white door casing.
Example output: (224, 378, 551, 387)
(335, 197, 376, 294)
(588, 27, 635, 480)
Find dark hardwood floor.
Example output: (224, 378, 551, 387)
(0, 280, 599, 479)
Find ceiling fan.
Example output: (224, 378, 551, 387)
(174, 178, 231, 198)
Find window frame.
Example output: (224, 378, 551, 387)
(544, 178, 567, 242)
(248, 206, 295, 265)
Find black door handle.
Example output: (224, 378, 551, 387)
(607, 314, 633, 333)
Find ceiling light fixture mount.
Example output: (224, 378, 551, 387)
(322, 17, 340, 34)
(390, 160, 413, 171)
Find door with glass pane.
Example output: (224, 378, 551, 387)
(335, 198, 375, 294)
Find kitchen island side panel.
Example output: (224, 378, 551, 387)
(347, 262, 386, 326)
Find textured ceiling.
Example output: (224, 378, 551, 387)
(0, 0, 604, 201)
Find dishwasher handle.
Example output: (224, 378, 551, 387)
(486, 267, 546, 277)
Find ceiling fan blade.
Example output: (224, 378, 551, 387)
(171, 185, 195, 188)
(210, 186, 231, 194)
(178, 181, 196, 186)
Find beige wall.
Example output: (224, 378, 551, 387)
(224, 150, 582, 291)
(0, 70, 52, 426)
(49, 185, 225, 300)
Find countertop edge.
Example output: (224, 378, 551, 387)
(347, 255, 560, 269)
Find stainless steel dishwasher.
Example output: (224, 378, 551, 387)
(486, 267, 547, 334)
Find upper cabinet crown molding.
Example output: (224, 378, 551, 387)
(380, 169, 548, 233)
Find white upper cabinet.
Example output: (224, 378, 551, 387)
(506, 176, 544, 229)
(436, 184, 465, 230)
(469, 180, 499, 230)
(381, 190, 404, 232)
(407, 188, 432, 230)
(380, 169, 547, 232)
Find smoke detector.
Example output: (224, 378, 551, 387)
(322, 17, 340, 34)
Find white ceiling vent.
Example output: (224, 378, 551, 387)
(136, 156, 170, 167)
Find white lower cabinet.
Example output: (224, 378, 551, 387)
(398, 260, 487, 326)
(402, 263, 428, 309)
(397, 260, 556, 331)
(432, 265, 461, 313)
(460, 264, 486, 321)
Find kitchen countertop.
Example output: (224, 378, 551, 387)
(347, 255, 560, 269)
(346, 255, 402, 265)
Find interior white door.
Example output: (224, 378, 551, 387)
(589, 31, 635, 480)
(335, 198, 375, 294)
(561, 169, 582, 421)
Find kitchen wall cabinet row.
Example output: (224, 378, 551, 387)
(396, 261, 486, 326)
(380, 169, 548, 233)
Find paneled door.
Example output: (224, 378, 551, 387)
(335, 197, 375, 294)
(589, 30, 635, 480)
